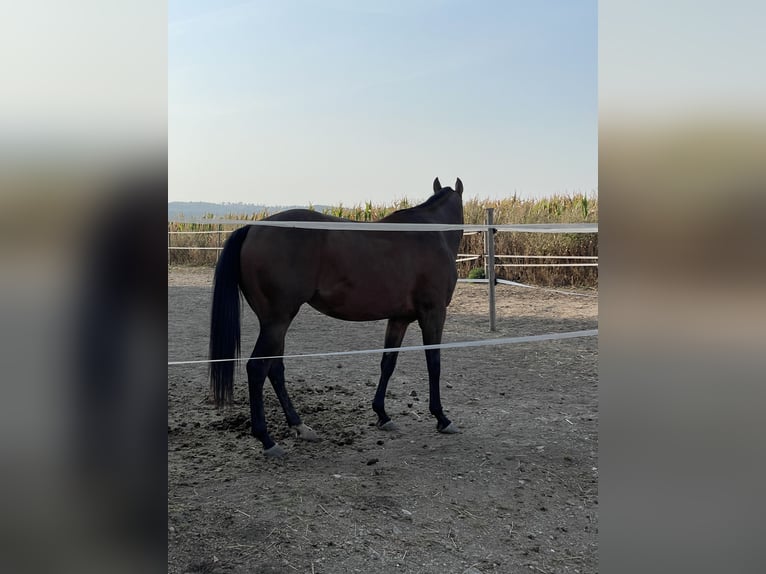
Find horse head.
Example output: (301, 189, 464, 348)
(427, 177, 464, 229)
(433, 177, 463, 196)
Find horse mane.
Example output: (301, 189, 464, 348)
(417, 187, 454, 209)
(381, 187, 455, 221)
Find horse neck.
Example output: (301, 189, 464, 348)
(383, 196, 463, 224)
(423, 199, 463, 224)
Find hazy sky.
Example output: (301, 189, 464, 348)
(600, 0, 766, 122)
(169, 0, 597, 205)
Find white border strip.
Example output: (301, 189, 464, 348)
(168, 329, 598, 366)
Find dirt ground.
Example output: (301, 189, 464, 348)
(168, 267, 598, 574)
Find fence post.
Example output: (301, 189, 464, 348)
(168, 230, 171, 266)
(485, 208, 496, 332)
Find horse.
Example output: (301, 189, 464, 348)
(209, 177, 464, 457)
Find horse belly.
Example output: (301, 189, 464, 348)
(309, 274, 417, 321)
(309, 233, 452, 321)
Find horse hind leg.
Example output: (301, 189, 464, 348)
(418, 307, 459, 434)
(373, 318, 411, 430)
(268, 359, 319, 442)
(246, 350, 282, 457)
(246, 321, 293, 457)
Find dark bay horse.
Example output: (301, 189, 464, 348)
(209, 178, 464, 457)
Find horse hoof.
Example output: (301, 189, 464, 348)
(294, 423, 320, 442)
(438, 422, 459, 434)
(377, 420, 398, 431)
(263, 444, 286, 458)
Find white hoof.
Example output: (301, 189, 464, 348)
(438, 422, 459, 434)
(294, 423, 320, 442)
(263, 443, 286, 458)
(378, 420, 399, 431)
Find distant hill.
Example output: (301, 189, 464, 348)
(168, 201, 331, 220)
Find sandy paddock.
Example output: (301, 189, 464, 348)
(168, 267, 598, 573)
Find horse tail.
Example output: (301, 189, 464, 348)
(209, 225, 251, 406)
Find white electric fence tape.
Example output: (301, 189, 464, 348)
(495, 278, 598, 298)
(457, 278, 598, 298)
(168, 220, 598, 367)
(169, 246, 223, 250)
(495, 263, 599, 268)
(493, 255, 598, 259)
(168, 247, 597, 267)
(168, 329, 597, 366)
(169, 221, 598, 233)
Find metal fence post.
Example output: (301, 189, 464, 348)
(485, 208, 496, 332)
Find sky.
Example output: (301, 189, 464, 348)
(169, 0, 597, 205)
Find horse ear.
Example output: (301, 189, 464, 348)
(433, 178, 442, 193)
(455, 178, 463, 195)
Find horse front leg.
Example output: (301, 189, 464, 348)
(419, 307, 459, 434)
(372, 318, 411, 430)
